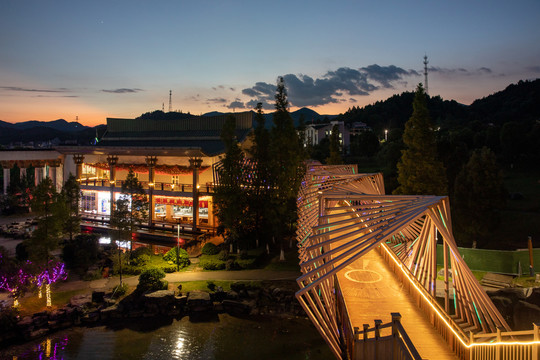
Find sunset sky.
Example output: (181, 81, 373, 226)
(1, 0, 539, 127)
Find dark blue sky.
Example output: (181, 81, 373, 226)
(1, 0, 539, 126)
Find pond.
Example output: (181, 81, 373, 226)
(1, 314, 333, 360)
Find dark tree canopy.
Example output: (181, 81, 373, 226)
(453, 147, 507, 247)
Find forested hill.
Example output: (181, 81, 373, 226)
(336, 79, 540, 134)
(468, 79, 540, 126)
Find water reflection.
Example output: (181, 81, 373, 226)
(2, 315, 332, 360)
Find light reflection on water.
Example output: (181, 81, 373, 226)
(2, 314, 332, 360)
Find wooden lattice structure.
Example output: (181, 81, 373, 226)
(295, 164, 516, 359)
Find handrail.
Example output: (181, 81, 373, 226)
(354, 313, 422, 360)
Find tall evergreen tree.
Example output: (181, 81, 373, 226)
(453, 147, 506, 247)
(214, 115, 249, 251)
(248, 103, 272, 247)
(120, 169, 148, 250)
(109, 197, 131, 285)
(269, 77, 305, 242)
(394, 84, 447, 195)
(26, 177, 63, 264)
(61, 174, 81, 241)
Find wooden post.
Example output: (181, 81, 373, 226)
(107, 155, 118, 215)
(533, 323, 539, 360)
(145, 156, 158, 227)
(73, 154, 84, 181)
(374, 319, 382, 359)
(363, 324, 369, 360)
(189, 157, 202, 231)
(495, 327, 502, 360)
(469, 331, 474, 360)
(391, 313, 401, 360)
(444, 241, 449, 313)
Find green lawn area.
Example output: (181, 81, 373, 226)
(263, 248, 301, 272)
(494, 168, 540, 249)
(17, 288, 88, 317)
(168, 280, 262, 293)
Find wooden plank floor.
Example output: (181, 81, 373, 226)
(337, 248, 459, 360)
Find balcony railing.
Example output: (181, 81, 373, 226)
(79, 178, 214, 193)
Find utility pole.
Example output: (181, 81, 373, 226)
(169, 90, 172, 112)
(424, 55, 429, 95)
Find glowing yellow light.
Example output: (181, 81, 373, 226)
(46, 283, 52, 307)
(38, 285, 42, 298)
(46, 338, 51, 358)
(381, 243, 540, 348)
(148, 182, 155, 187)
(13, 298, 19, 307)
(196, 184, 200, 189)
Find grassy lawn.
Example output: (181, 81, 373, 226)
(263, 248, 300, 272)
(168, 280, 262, 293)
(436, 265, 487, 282)
(495, 168, 540, 249)
(17, 288, 88, 317)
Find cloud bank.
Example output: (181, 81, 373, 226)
(101, 88, 143, 94)
(232, 64, 419, 109)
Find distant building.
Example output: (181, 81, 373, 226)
(349, 121, 372, 136)
(304, 121, 350, 152)
(0, 112, 256, 243)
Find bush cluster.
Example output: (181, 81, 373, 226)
(136, 268, 167, 293)
(199, 257, 226, 270)
(163, 247, 190, 268)
(201, 242, 220, 255)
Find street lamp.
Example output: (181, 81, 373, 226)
(384, 129, 388, 141)
(177, 222, 181, 271)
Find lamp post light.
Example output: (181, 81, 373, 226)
(384, 129, 388, 142)
(177, 222, 181, 271)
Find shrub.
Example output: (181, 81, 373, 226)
(161, 265, 177, 273)
(163, 247, 190, 268)
(207, 280, 216, 291)
(201, 242, 220, 255)
(112, 282, 129, 298)
(218, 250, 230, 261)
(62, 234, 99, 273)
(82, 268, 103, 281)
(239, 250, 249, 260)
(225, 259, 240, 271)
(132, 246, 152, 258)
(200, 257, 225, 270)
(236, 258, 257, 269)
(137, 267, 166, 293)
(131, 254, 150, 267)
(122, 265, 142, 275)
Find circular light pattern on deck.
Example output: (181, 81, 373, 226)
(344, 269, 382, 283)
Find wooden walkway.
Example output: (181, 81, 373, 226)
(337, 248, 458, 360)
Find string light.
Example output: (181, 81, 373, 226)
(381, 243, 540, 348)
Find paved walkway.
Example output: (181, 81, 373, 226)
(52, 268, 301, 293)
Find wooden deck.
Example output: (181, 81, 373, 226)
(336, 248, 459, 360)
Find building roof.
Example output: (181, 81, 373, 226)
(96, 112, 254, 156)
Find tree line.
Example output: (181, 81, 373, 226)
(213, 77, 306, 255)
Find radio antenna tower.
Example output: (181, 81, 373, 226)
(168, 90, 172, 112)
(423, 55, 429, 95)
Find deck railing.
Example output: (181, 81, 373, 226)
(379, 243, 540, 360)
(79, 178, 214, 193)
(353, 313, 422, 360)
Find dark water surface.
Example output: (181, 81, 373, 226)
(1, 314, 333, 360)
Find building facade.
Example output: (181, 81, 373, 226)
(0, 112, 255, 235)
